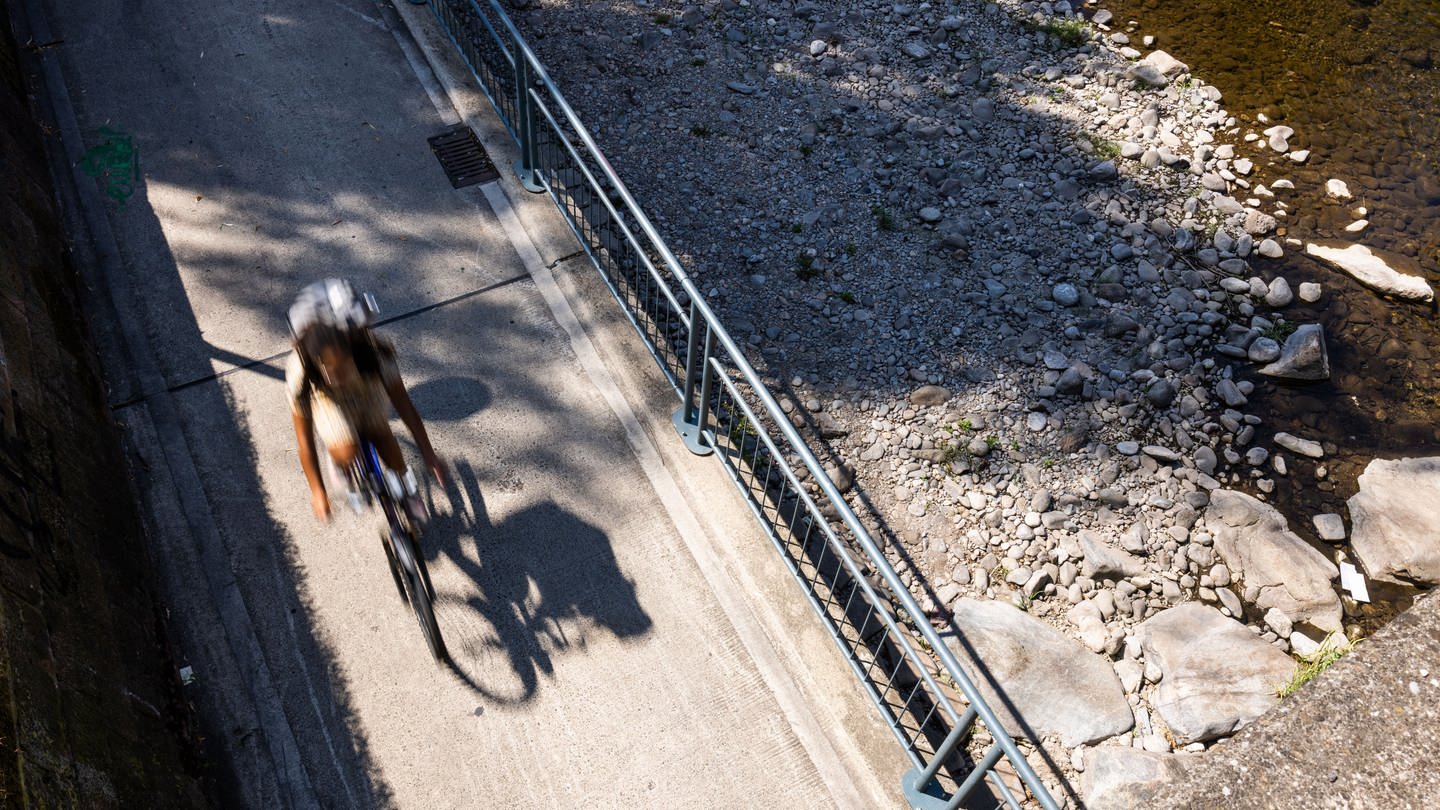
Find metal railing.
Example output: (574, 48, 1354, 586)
(424, 2, 1059, 807)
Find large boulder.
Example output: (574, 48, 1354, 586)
(1081, 747, 1195, 808)
(1257, 323, 1330, 381)
(1204, 489, 1342, 632)
(1304, 242, 1434, 302)
(1137, 604, 1297, 745)
(1348, 457, 1440, 586)
(944, 599, 1133, 747)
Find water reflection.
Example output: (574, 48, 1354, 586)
(1095, 0, 1440, 524)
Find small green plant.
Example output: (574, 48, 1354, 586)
(938, 441, 969, 466)
(955, 418, 975, 432)
(1081, 133, 1121, 160)
(1008, 439, 1021, 451)
(689, 124, 710, 137)
(1278, 634, 1359, 698)
(1041, 457, 1055, 469)
(791, 222, 803, 233)
(984, 434, 1000, 450)
(691, 57, 706, 67)
(1261, 321, 1298, 342)
(795, 252, 817, 280)
(871, 205, 896, 231)
(1038, 18, 1090, 47)
(844, 242, 857, 256)
(838, 290, 856, 304)
(799, 144, 813, 156)
(654, 12, 672, 24)
(991, 563, 1011, 583)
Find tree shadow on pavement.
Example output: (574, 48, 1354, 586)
(424, 459, 652, 701)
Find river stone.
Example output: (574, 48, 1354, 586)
(1082, 748, 1195, 808)
(944, 599, 1133, 746)
(1052, 282, 1080, 306)
(910, 385, 951, 407)
(1348, 457, 1440, 586)
(1257, 324, 1330, 381)
(1247, 337, 1281, 363)
(1079, 530, 1146, 579)
(1264, 277, 1293, 306)
(1304, 242, 1435, 302)
(1273, 431, 1324, 458)
(1312, 513, 1346, 542)
(1136, 603, 1297, 744)
(1142, 49, 1189, 77)
(1204, 489, 1342, 632)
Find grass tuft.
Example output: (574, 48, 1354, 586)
(1278, 633, 1359, 698)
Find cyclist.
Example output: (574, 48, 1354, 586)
(286, 278, 445, 523)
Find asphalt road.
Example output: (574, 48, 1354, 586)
(19, 0, 904, 806)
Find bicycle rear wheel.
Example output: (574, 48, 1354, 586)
(390, 528, 447, 662)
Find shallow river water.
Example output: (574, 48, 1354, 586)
(1094, 0, 1440, 616)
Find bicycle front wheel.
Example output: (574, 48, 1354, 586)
(391, 529, 447, 662)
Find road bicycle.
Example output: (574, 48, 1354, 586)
(347, 438, 448, 662)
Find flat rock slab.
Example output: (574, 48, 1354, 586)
(1204, 489, 1342, 632)
(1137, 603, 1297, 745)
(1082, 747, 1195, 808)
(1304, 242, 1435, 302)
(1348, 457, 1440, 586)
(1078, 530, 1146, 580)
(945, 598, 1133, 747)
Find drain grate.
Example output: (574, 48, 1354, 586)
(427, 125, 499, 188)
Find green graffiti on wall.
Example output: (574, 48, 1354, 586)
(79, 127, 136, 205)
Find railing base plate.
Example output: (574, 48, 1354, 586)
(672, 408, 713, 456)
(513, 161, 546, 193)
(902, 768, 960, 810)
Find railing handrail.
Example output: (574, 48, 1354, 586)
(427, 2, 1059, 806)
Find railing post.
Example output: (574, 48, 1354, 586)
(511, 41, 545, 193)
(672, 302, 713, 455)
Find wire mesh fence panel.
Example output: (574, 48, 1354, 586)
(420, 1, 1059, 806)
(433, 0, 519, 138)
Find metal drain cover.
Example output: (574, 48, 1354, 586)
(427, 125, 499, 188)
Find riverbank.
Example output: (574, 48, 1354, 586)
(505, 0, 1435, 801)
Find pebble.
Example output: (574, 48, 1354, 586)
(1052, 282, 1080, 306)
(1312, 513, 1346, 541)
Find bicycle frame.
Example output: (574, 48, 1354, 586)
(351, 438, 446, 661)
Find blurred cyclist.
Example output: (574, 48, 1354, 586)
(286, 278, 444, 523)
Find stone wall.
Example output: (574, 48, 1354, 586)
(0, 15, 206, 808)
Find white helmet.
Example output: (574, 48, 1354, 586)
(288, 278, 378, 337)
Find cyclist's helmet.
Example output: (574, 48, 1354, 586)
(288, 277, 379, 338)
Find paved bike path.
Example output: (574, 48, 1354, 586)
(27, 0, 901, 806)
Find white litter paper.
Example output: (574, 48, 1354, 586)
(1339, 562, 1370, 603)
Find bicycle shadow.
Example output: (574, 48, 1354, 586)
(419, 458, 651, 702)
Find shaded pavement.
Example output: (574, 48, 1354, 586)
(16, 0, 903, 805)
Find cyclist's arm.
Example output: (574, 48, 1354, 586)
(286, 351, 330, 520)
(384, 378, 445, 483)
(293, 408, 324, 494)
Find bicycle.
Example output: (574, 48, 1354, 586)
(346, 438, 448, 662)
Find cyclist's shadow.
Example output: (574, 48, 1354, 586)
(421, 459, 651, 703)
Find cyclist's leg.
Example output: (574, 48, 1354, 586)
(362, 416, 428, 524)
(313, 397, 359, 470)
